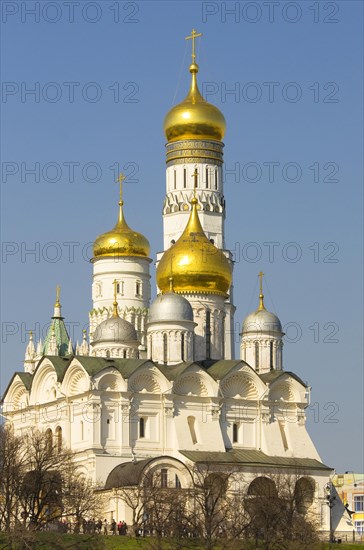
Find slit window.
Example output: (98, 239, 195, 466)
(175, 474, 181, 489)
(215, 170, 218, 190)
(205, 167, 209, 188)
(187, 416, 198, 444)
(206, 310, 211, 359)
(136, 281, 141, 296)
(183, 168, 187, 188)
(139, 417, 146, 438)
(270, 341, 274, 370)
(174, 170, 176, 189)
(255, 342, 259, 371)
(163, 334, 168, 364)
(181, 333, 185, 361)
(233, 423, 238, 443)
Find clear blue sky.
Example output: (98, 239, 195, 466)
(1, 1, 363, 473)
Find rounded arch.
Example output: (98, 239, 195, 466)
(5, 382, 28, 410)
(96, 370, 124, 392)
(294, 477, 315, 514)
(221, 372, 259, 399)
(269, 382, 296, 402)
(173, 373, 209, 397)
(247, 476, 277, 498)
(30, 362, 57, 405)
(129, 372, 161, 394)
(61, 362, 89, 396)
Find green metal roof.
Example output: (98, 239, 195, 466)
(179, 449, 331, 471)
(259, 370, 307, 388)
(43, 317, 70, 356)
(206, 360, 251, 380)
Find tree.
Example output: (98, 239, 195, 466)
(244, 471, 319, 550)
(0, 426, 26, 532)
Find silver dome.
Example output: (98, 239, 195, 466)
(92, 316, 138, 344)
(242, 308, 282, 335)
(148, 293, 194, 323)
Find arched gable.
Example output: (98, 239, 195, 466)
(128, 364, 169, 394)
(30, 359, 58, 405)
(173, 365, 217, 397)
(61, 359, 90, 397)
(269, 374, 306, 403)
(219, 363, 266, 400)
(93, 368, 126, 392)
(3, 377, 29, 411)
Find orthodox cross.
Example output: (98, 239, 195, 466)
(55, 285, 61, 306)
(186, 29, 202, 63)
(258, 271, 264, 295)
(116, 172, 126, 205)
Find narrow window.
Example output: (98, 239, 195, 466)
(136, 281, 141, 296)
(149, 336, 153, 360)
(206, 310, 211, 359)
(175, 475, 181, 489)
(270, 341, 274, 370)
(139, 417, 145, 438)
(56, 426, 62, 451)
(187, 416, 197, 444)
(174, 169, 176, 189)
(116, 282, 120, 294)
(278, 421, 288, 451)
(255, 342, 259, 371)
(163, 334, 168, 364)
(123, 349, 127, 358)
(106, 350, 110, 358)
(181, 333, 185, 361)
(215, 170, 218, 190)
(183, 168, 187, 188)
(80, 421, 84, 441)
(233, 423, 238, 443)
(205, 167, 209, 188)
(161, 468, 168, 488)
(45, 428, 53, 451)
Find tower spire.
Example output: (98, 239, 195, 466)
(186, 28, 202, 64)
(54, 285, 62, 317)
(116, 172, 126, 223)
(258, 271, 266, 311)
(112, 279, 119, 317)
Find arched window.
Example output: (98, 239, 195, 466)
(187, 416, 197, 444)
(233, 423, 238, 443)
(206, 311, 211, 359)
(255, 342, 259, 371)
(163, 334, 168, 364)
(161, 468, 168, 488)
(45, 428, 53, 451)
(181, 333, 185, 361)
(135, 281, 141, 296)
(139, 417, 145, 438)
(248, 477, 277, 498)
(55, 426, 62, 451)
(270, 341, 274, 370)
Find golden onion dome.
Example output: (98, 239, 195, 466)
(164, 62, 226, 143)
(93, 200, 150, 259)
(156, 198, 232, 296)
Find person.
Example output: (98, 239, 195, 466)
(111, 519, 117, 535)
(117, 520, 122, 535)
(103, 518, 108, 535)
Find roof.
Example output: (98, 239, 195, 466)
(43, 317, 70, 356)
(259, 370, 308, 388)
(105, 458, 154, 490)
(179, 449, 331, 471)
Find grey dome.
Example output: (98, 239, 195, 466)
(92, 316, 138, 344)
(242, 308, 282, 335)
(148, 293, 194, 323)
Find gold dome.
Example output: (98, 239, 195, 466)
(93, 201, 150, 259)
(156, 198, 232, 295)
(164, 63, 226, 143)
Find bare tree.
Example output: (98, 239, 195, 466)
(0, 426, 26, 532)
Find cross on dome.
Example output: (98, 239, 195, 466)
(185, 28, 202, 63)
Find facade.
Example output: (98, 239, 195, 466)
(332, 473, 364, 539)
(2, 33, 334, 532)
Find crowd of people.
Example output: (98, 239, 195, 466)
(56, 518, 128, 535)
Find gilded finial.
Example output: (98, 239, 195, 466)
(55, 285, 61, 307)
(169, 277, 174, 292)
(116, 172, 126, 223)
(112, 279, 119, 317)
(258, 271, 266, 311)
(191, 168, 198, 203)
(186, 28, 202, 65)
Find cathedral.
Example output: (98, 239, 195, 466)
(2, 31, 332, 529)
